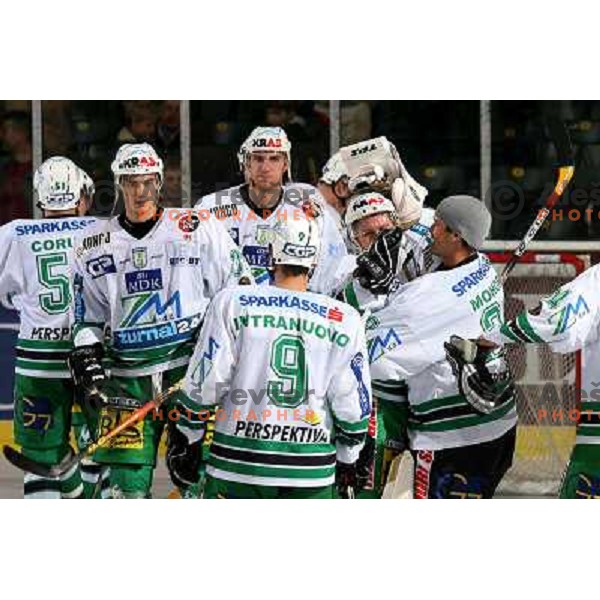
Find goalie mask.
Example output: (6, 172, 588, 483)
(111, 143, 164, 190)
(344, 192, 397, 251)
(34, 156, 86, 211)
(269, 216, 320, 271)
(238, 126, 292, 182)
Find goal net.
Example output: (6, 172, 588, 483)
(487, 251, 588, 497)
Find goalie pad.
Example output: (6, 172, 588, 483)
(444, 336, 515, 415)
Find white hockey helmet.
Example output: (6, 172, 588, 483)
(238, 126, 292, 181)
(344, 192, 396, 228)
(320, 151, 347, 185)
(111, 143, 164, 188)
(34, 156, 86, 211)
(79, 167, 95, 200)
(269, 216, 320, 271)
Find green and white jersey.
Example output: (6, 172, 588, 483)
(487, 263, 600, 446)
(367, 253, 517, 451)
(181, 285, 371, 488)
(196, 183, 348, 293)
(70, 209, 253, 377)
(0, 217, 97, 378)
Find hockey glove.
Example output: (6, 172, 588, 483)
(444, 335, 515, 415)
(166, 423, 204, 490)
(355, 435, 375, 493)
(355, 227, 403, 295)
(336, 461, 358, 499)
(69, 344, 107, 410)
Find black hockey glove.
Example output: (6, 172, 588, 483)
(166, 423, 204, 490)
(355, 227, 404, 295)
(444, 336, 515, 415)
(336, 461, 358, 499)
(355, 436, 375, 493)
(69, 344, 107, 410)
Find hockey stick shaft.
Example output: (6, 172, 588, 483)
(3, 379, 184, 478)
(500, 121, 574, 284)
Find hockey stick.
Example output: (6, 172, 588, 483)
(3, 379, 184, 479)
(500, 119, 575, 284)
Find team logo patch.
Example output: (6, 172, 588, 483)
(178, 213, 200, 233)
(132, 247, 148, 269)
(22, 396, 52, 432)
(367, 329, 402, 362)
(574, 473, 600, 498)
(327, 307, 343, 322)
(85, 254, 116, 279)
(99, 407, 144, 450)
(435, 472, 485, 499)
(255, 225, 274, 245)
(125, 269, 163, 294)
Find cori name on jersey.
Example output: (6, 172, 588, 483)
(14, 218, 96, 236)
(239, 294, 344, 322)
(451, 257, 493, 297)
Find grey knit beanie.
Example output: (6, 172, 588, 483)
(436, 195, 491, 250)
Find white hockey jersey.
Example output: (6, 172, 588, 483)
(195, 183, 348, 293)
(180, 285, 371, 488)
(367, 253, 517, 451)
(70, 209, 253, 377)
(487, 263, 600, 446)
(0, 217, 97, 378)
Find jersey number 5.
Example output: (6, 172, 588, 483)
(36, 253, 71, 315)
(267, 334, 308, 409)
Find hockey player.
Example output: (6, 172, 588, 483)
(171, 216, 371, 499)
(366, 196, 517, 498)
(69, 143, 253, 498)
(195, 126, 348, 292)
(470, 262, 600, 498)
(0, 156, 107, 499)
(318, 151, 350, 217)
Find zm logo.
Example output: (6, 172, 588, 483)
(549, 294, 590, 335)
(121, 291, 182, 327)
(191, 337, 221, 385)
(367, 329, 402, 362)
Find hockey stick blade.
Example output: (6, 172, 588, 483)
(3, 379, 184, 479)
(3, 444, 73, 478)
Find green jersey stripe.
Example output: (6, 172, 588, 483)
(209, 455, 335, 480)
(17, 338, 72, 350)
(409, 399, 515, 432)
(411, 394, 466, 415)
(16, 358, 68, 371)
(517, 312, 545, 343)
